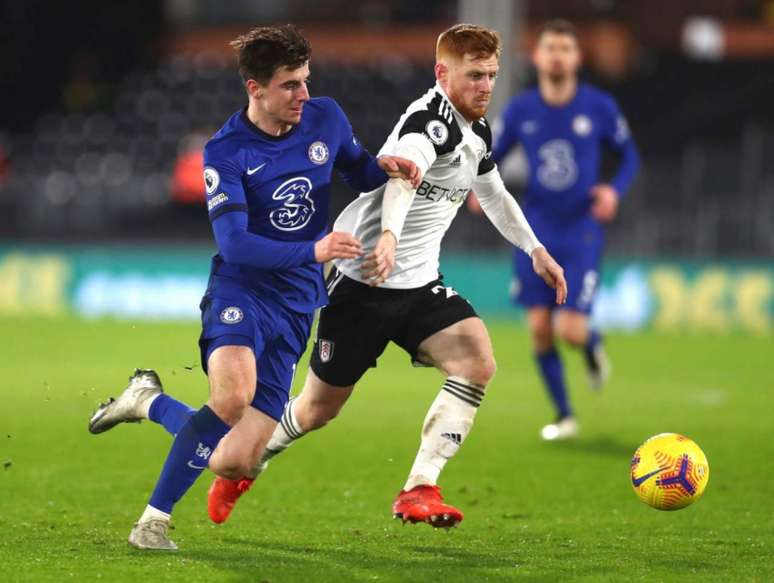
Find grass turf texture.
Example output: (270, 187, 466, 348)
(0, 316, 771, 582)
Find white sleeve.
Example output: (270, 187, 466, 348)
(377, 132, 435, 242)
(391, 133, 437, 178)
(473, 168, 542, 256)
(381, 178, 416, 242)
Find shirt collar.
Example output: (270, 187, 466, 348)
(433, 82, 470, 127)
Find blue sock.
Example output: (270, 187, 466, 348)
(585, 329, 602, 355)
(149, 394, 196, 436)
(148, 405, 231, 514)
(536, 347, 571, 419)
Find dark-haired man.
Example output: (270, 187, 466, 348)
(207, 24, 566, 530)
(88, 24, 418, 550)
(469, 20, 639, 440)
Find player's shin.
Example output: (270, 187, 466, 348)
(145, 405, 231, 517)
(404, 376, 484, 491)
(248, 396, 306, 478)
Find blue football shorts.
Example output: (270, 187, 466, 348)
(513, 224, 604, 315)
(198, 275, 313, 421)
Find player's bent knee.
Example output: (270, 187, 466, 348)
(209, 389, 252, 426)
(556, 324, 585, 347)
(477, 355, 497, 386)
(458, 354, 496, 387)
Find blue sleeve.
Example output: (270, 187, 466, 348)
(600, 96, 640, 198)
(492, 100, 521, 165)
(204, 151, 316, 269)
(329, 99, 389, 192)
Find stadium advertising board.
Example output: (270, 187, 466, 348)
(0, 246, 771, 333)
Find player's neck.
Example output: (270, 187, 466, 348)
(246, 102, 293, 137)
(538, 77, 578, 107)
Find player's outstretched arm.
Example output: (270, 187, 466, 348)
(472, 168, 566, 305)
(214, 216, 316, 270)
(377, 156, 421, 188)
(361, 177, 415, 286)
(531, 247, 567, 305)
(329, 97, 420, 192)
(314, 231, 363, 263)
(472, 169, 542, 256)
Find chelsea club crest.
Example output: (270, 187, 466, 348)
(308, 141, 329, 165)
(220, 306, 243, 324)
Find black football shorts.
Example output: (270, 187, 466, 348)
(309, 267, 478, 387)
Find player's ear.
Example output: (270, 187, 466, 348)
(434, 62, 448, 82)
(531, 46, 540, 69)
(245, 79, 263, 100)
(245, 79, 256, 97)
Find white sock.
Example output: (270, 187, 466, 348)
(139, 504, 170, 524)
(404, 376, 485, 491)
(248, 397, 305, 478)
(138, 393, 160, 419)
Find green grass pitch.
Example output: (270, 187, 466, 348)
(1, 316, 771, 582)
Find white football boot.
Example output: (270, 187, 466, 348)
(128, 519, 177, 551)
(540, 416, 579, 441)
(88, 369, 162, 434)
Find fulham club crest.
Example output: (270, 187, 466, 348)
(319, 339, 334, 363)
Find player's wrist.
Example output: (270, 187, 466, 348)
(311, 240, 325, 263)
(382, 230, 398, 246)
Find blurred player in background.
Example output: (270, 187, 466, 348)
(88, 25, 418, 551)
(469, 19, 639, 440)
(208, 24, 567, 529)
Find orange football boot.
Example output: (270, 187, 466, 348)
(208, 476, 254, 524)
(392, 484, 463, 528)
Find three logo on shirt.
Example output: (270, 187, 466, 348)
(537, 139, 578, 191)
(270, 177, 316, 231)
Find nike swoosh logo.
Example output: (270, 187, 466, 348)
(631, 467, 663, 487)
(246, 163, 266, 175)
(187, 461, 207, 470)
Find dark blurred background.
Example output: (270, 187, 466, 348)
(2, 0, 773, 257)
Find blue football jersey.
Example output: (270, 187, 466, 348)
(493, 84, 638, 235)
(202, 97, 383, 313)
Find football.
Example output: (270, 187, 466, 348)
(630, 433, 710, 510)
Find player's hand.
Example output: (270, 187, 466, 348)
(466, 190, 483, 215)
(377, 156, 421, 188)
(314, 231, 362, 263)
(590, 183, 619, 223)
(360, 230, 397, 286)
(531, 247, 567, 305)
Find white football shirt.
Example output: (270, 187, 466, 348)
(334, 83, 499, 289)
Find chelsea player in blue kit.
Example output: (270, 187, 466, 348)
(88, 25, 418, 550)
(470, 20, 639, 440)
